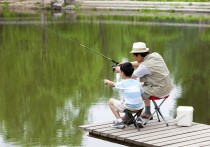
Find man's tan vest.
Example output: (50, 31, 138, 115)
(140, 52, 173, 97)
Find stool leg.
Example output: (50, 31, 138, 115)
(123, 113, 136, 127)
(156, 109, 160, 122)
(128, 113, 137, 127)
(144, 98, 169, 126)
(122, 125, 126, 129)
(136, 123, 140, 131)
(156, 108, 169, 126)
(152, 100, 161, 122)
(133, 114, 141, 131)
(144, 110, 155, 125)
(123, 110, 143, 131)
(156, 99, 169, 126)
(134, 110, 143, 131)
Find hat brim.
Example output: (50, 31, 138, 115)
(130, 48, 149, 53)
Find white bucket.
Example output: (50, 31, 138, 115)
(176, 106, 194, 126)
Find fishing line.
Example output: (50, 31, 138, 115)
(42, 25, 119, 65)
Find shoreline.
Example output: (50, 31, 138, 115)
(0, 0, 210, 13)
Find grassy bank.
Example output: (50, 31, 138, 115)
(1, 0, 210, 14)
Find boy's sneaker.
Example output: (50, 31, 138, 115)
(136, 117, 144, 128)
(111, 119, 124, 129)
(122, 113, 130, 122)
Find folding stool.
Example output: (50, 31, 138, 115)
(122, 108, 144, 131)
(144, 95, 169, 126)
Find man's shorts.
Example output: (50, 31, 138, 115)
(113, 99, 143, 113)
(141, 92, 151, 100)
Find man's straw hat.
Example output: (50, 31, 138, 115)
(130, 42, 149, 53)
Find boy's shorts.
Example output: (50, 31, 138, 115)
(113, 99, 143, 113)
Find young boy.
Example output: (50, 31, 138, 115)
(104, 62, 144, 128)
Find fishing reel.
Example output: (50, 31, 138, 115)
(112, 64, 117, 72)
(111, 60, 119, 72)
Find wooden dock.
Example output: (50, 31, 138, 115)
(80, 118, 210, 147)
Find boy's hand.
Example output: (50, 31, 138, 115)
(104, 79, 110, 85)
(103, 79, 115, 87)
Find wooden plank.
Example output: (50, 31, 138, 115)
(84, 123, 112, 132)
(116, 120, 178, 141)
(132, 124, 209, 146)
(184, 140, 210, 147)
(92, 118, 172, 138)
(93, 126, 117, 135)
(133, 124, 207, 146)
(164, 135, 210, 147)
(94, 123, 145, 137)
(102, 126, 138, 138)
(155, 131, 210, 146)
(80, 118, 210, 147)
(103, 127, 139, 138)
(79, 121, 112, 129)
(92, 124, 136, 136)
(108, 127, 141, 139)
(145, 128, 210, 146)
(81, 117, 166, 131)
(118, 122, 183, 143)
(80, 116, 172, 129)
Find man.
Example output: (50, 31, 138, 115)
(116, 42, 173, 119)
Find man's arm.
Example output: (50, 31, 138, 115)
(114, 61, 139, 73)
(132, 65, 151, 78)
(131, 74, 138, 78)
(130, 61, 139, 67)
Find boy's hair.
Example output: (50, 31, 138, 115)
(120, 62, 134, 77)
(133, 52, 149, 57)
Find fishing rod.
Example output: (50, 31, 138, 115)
(69, 39, 119, 65)
(44, 26, 119, 65)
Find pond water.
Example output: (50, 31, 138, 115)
(0, 10, 210, 147)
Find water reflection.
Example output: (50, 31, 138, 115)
(41, 11, 46, 63)
(0, 10, 210, 147)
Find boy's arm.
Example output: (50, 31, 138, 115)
(104, 79, 115, 87)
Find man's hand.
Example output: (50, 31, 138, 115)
(114, 66, 120, 73)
